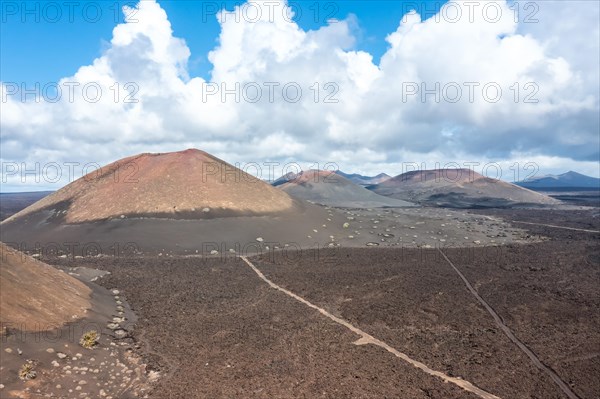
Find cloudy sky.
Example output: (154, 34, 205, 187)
(1, 0, 599, 191)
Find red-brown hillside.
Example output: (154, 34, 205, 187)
(5, 149, 295, 223)
(370, 169, 560, 208)
(0, 242, 91, 331)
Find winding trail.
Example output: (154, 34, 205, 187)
(511, 221, 599, 234)
(437, 249, 581, 399)
(240, 256, 501, 399)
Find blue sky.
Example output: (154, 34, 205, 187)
(1, 0, 446, 85)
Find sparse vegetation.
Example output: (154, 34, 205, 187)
(18, 361, 36, 380)
(79, 330, 99, 349)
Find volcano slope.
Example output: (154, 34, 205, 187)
(277, 169, 415, 208)
(0, 242, 153, 398)
(370, 169, 561, 209)
(0, 242, 91, 331)
(4, 149, 295, 223)
(0, 150, 351, 256)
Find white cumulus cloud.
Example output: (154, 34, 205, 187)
(1, 0, 598, 190)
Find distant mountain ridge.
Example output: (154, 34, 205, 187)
(517, 171, 600, 189)
(272, 171, 299, 187)
(335, 171, 392, 186)
(272, 170, 391, 187)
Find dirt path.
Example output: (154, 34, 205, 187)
(241, 256, 502, 399)
(511, 220, 599, 234)
(437, 249, 581, 399)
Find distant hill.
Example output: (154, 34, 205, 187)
(335, 171, 392, 186)
(272, 171, 299, 187)
(273, 171, 391, 187)
(369, 169, 560, 208)
(516, 171, 600, 190)
(276, 169, 415, 208)
(0, 191, 53, 221)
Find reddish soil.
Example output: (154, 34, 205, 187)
(0, 242, 90, 331)
(3, 149, 294, 224)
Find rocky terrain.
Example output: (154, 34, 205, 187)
(0, 246, 153, 398)
(30, 208, 598, 399)
(1, 205, 541, 258)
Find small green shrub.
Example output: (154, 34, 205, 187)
(18, 362, 36, 380)
(79, 330, 99, 349)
